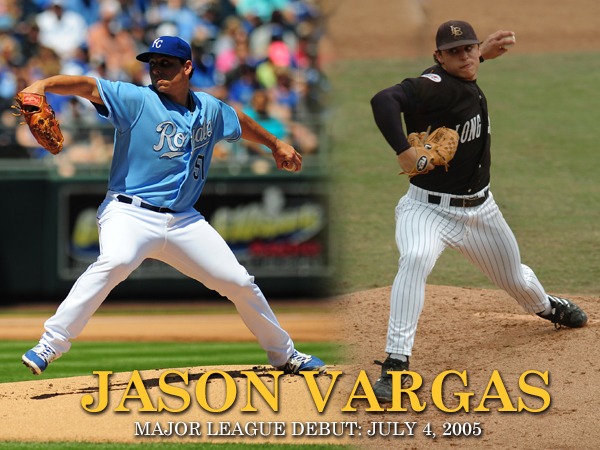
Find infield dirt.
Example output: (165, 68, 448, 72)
(2, 285, 599, 447)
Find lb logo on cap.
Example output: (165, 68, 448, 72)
(436, 20, 480, 51)
(450, 26, 463, 37)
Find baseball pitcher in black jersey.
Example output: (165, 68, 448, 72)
(369, 20, 587, 403)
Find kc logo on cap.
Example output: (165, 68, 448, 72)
(136, 36, 192, 63)
(151, 38, 164, 49)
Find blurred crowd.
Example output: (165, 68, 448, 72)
(0, 0, 331, 173)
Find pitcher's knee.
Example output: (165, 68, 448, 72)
(97, 253, 140, 279)
(211, 268, 258, 300)
(399, 252, 434, 280)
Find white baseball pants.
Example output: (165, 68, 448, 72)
(41, 193, 294, 366)
(386, 184, 550, 356)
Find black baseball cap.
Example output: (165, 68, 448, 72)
(436, 20, 480, 50)
(136, 36, 192, 62)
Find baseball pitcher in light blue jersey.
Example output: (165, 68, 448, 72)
(20, 36, 325, 376)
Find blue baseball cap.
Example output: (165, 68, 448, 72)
(136, 36, 192, 62)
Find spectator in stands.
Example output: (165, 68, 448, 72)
(213, 15, 245, 71)
(35, 0, 88, 62)
(302, 50, 331, 125)
(194, 1, 222, 40)
(14, 19, 41, 65)
(189, 34, 219, 93)
(61, 44, 90, 76)
(240, 87, 317, 156)
(215, 21, 251, 76)
(111, 0, 146, 31)
(2, 0, 327, 166)
(86, 0, 138, 81)
(269, 66, 298, 120)
(234, 0, 292, 26)
(54, 97, 113, 177)
(226, 62, 259, 109)
(255, 26, 294, 90)
(63, 0, 100, 26)
(0, 0, 22, 29)
(0, 30, 21, 103)
(248, 12, 296, 62)
(145, 0, 209, 45)
(241, 89, 288, 157)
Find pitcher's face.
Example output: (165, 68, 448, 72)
(436, 44, 481, 81)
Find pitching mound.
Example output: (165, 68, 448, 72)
(0, 364, 356, 445)
(2, 285, 598, 448)
(336, 284, 600, 448)
(0, 307, 355, 446)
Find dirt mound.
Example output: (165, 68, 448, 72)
(0, 364, 354, 445)
(335, 284, 600, 448)
(2, 285, 598, 447)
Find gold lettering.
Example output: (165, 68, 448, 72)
(115, 370, 157, 412)
(518, 370, 551, 412)
(240, 370, 282, 412)
(431, 370, 474, 412)
(157, 370, 191, 413)
(302, 370, 342, 413)
(81, 371, 112, 413)
(195, 370, 236, 412)
(388, 371, 426, 412)
(474, 370, 517, 412)
(342, 370, 384, 412)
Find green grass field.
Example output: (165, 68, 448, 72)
(329, 52, 600, 296)
(0, 341, 344, 449)
(0, 341, 341, 383)
(0, 443, 350, 450)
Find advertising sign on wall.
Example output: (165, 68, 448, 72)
(56, 177, 331, 290)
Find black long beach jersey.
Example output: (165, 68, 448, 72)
(384, 65, 490, 195)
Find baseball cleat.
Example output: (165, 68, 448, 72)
(22, 343, 59, 375)
(373, 355, 410, 403)
(538, 295, 588, 329)
(278, 350, 326, 374)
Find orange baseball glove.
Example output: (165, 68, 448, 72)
(13, 92, 64, 155)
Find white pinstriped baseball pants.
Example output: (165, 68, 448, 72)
(386, 184, 550, 356)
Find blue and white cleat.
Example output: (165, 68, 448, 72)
(22, 343, 59, 375)
(278, 350, 326, 374)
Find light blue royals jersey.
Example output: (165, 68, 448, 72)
(95, 78, 241, 211)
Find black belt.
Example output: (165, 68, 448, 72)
(428, 189, 489, 208)
(116, 195, 175, 213)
